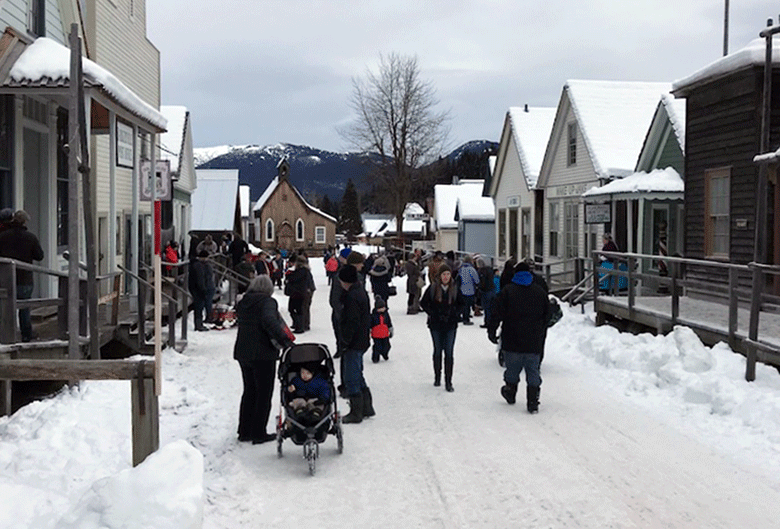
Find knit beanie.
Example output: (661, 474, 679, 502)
(338, 264, 358, 283)
(339, 248, 352, 260)
(374, 296, 386, 309)
(346, 251, 365, 265)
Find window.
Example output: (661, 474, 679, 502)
(567, 122, 577, 166)
(28, 0, 45, 37)
(705, 167, 730, 258)
(498, 209, 506, 256)
(521, 208, 531, 260)
(0, 96, 13, 209)
(315, 226, 326, 244)
(509, 208, 518, 259)
(549, 202, 560, 257)
(295, 219, 304, 241)
(564, 202, 579, 258)
(265, 219, 274, 241)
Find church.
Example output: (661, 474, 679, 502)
(252, 158, 336, 254)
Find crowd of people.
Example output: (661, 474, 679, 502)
(166, 232, 582, 442)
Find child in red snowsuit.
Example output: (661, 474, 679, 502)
(370, 296, 393, 363)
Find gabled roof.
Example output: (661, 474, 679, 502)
(541, 80, 671, 183)
(5, 37, 166, 130)
(636, 94, 686, 172)
(434, 180, 485, 229)
(192, 170, 239, 231)
(252, 176, 336, 223)
(673, 37, 780, 96)
(159, 106, 188, 173)
(455, 195, 495, 222)
(506, 106, 557, 189)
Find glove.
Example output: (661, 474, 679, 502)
(488, 331, 498, 344)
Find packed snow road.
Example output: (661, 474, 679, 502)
(164, 258, 780, 528)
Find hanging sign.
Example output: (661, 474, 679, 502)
(140, 159, 172, 201)
(585, 203, 611, 224)
(116, 121, 134, 168)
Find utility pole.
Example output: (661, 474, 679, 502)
(723, 0, 730, 56)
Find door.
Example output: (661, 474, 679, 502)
(277, 222, 294, 251)
(22, 127, 50, 297)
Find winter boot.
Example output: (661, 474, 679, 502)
(362, 387, 375, 418)
(501, 383, 518, 404)
(444, 357, 454, 392)
(433, 354, 442, 386)
(527, 385, 540, 414)
(342, 393, 364, 424)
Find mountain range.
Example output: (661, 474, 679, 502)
(194, 141, 498, 204)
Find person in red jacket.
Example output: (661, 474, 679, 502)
(370, 296, 393, 363)
(164, 241, 179, 275)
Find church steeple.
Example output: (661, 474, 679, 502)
(277, 156, 290, 181)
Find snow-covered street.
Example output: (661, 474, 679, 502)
(3, 251, 780, 528)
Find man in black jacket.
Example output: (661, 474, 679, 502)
(486, 261, 549, 413)
(337, 264, 374, 424)
(189, 250, 215, 331)
(0, 210, 44, 341)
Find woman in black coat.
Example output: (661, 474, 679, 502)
(419, 264, 464, 392)
(284, 258, 310, 333)
(234, 275, 294, 444)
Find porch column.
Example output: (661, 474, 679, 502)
(627, 199, 634, 253)
(108, 111, 116, 271)
(637, 197, 645, 257)
(131, 123, 139, 302)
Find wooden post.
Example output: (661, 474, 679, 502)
(57, 276, 68, 339)
(0, 378, 10, 417)
(167, 291, 176, 350)
(592, 254, 599, 308)
(728, 267, 739, 348)
(0, 262, 16, 343)
(747, 267, 762, 382)
(180, 263, 188, 341)
(131, 371, 159, 466)
(628, 257, 635, 320)
(137, 270, 145, 350)
(67, 25, 81, 361)
(111, 274, 121, 326)
(670, 261, 679, 325)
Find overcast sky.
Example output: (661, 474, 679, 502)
(147, 0, 772, 153)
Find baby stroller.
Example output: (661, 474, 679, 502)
(276, 343, 344, 475)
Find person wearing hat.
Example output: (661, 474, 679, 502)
(285, 361, 330, 424)
(419, 263, 465, 392)
(346, 249, 367, 285)
(0, 207, 14, 235)
(486, 261, 549, 413)
(188, 249, 215, 331)
(0, 210, 44, 342)
(337, 264, 374, 423)
(370, 295, 393, 363)
(329, 250, 365, 395)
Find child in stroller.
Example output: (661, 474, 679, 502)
(285, 362, 331, 424)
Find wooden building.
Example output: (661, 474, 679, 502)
(671, 37, 780, 293)
(252, 158, 336, 254)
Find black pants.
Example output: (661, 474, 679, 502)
(237, 360, 276, 441)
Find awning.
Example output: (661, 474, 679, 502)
(582, 167, 684, 202)
(0, 33, 166, 132)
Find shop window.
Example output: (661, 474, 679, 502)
(705, 167, 730, 258)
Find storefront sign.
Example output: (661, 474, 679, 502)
(116, 121, 134, 168)
(585, 203, 611, 224)
(550, 183, 589, 197)
(140, 159, 171, 201)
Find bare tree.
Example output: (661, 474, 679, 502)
(341, 53, 449, 250)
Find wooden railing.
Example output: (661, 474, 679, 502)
(592, 251, 780, 381)
(0, 358, 158, 466)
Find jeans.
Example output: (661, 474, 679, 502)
(461, 294, 475, 322)
(342, 348, 367, 397)
(17, 284, 33, 341)
(204, 288, 215, 322)
(481, 289, 496, 324)
(430, 327, 456, 384)
(503, 351, 542, 388)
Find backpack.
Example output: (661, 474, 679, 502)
(547, 298, 563, 327)
(326, 256, 338, 272)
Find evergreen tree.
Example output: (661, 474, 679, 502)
(320, 194, 334, 217)
(339, 179, 362, 240)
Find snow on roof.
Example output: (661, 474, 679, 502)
(191, 170, 239, 231)
(488, 155, 497, 176)
(434, 180, 485, 229)
(6, 38, 166, 130)
(507, 106, 557, 187)
(673, 37, 780, 95)
(362, 203, 426, 236)
(159, 106, 187, 173)
(239, 185, 251, 218)
(566, 80, 671, 178)
(661, 94, 686, 154)
(583, 167, 684, 198)
(456, 195, 495, 221)
(252, 176, 336, 223)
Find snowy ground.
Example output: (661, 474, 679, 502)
(3, 247, 780, 528)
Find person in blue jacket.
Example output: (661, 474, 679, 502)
(286, 362, 331, 422)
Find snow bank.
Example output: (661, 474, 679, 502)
(58, 440, 204, 529)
